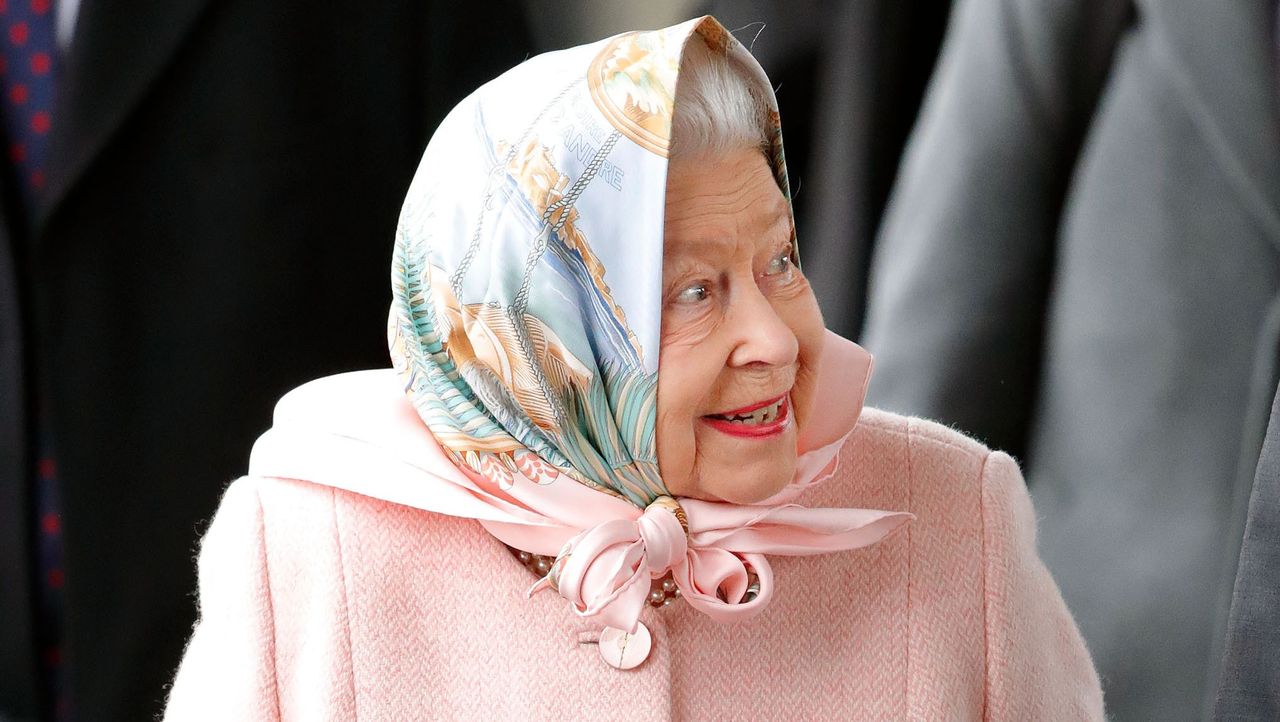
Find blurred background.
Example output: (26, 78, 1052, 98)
(2, 1, 1276, 721)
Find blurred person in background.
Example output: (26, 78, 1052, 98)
(861, 0, 1280, 718)
(0, 3, 530, 721)
(1216, 382, 1280, 719)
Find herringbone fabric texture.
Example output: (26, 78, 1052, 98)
(163, 409, 1103, 721)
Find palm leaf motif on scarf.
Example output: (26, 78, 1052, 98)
(392, 232, 573, 490)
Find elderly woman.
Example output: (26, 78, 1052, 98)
(163, 17, 1102, 721)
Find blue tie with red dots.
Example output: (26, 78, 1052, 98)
(1, 0, 55, 205)
(0, 1, 68, 720)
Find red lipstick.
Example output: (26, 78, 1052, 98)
(701, 394, 791, 439)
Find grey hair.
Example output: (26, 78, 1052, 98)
(669, 36, 771, 159)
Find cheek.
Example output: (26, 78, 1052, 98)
(656, 325, 728, 493)
(779, 287, 826, 430)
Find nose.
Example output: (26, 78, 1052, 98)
(726, 283, 798, 369)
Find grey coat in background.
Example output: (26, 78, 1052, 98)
(1216, 384, 1280, 720)
(862, 0, 1280, 719)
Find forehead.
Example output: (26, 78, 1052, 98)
(662, 150, 791, 259)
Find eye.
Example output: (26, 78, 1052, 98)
(762, 249, 794, 279)
(675, 283, 709, 304)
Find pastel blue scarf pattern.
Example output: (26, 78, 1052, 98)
(388, 17, 790, 509)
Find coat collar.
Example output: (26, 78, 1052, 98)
(1142, 0, 1280, 250)
(36, 0, 212, 233)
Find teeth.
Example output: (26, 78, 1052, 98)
(720, 399, 783, 425)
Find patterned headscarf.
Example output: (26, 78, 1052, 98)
(388, 17, 786, 508)
(377, 16, 906, 632)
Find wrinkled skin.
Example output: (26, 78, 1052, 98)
(656, 148, 825, 504)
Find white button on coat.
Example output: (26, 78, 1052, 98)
(598, 622, 652, 670)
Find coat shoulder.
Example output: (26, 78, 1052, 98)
(243, 473, 507, 609)
(226, 474, 477, 555)
(854, 406, 994, 462)
(817, 407, 1021, 551)
(822, 407, 999, 506)
(224, 474, 338, 509)
(801, 409, 1058, 716)
(216, 475, 349, 544)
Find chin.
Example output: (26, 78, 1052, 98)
(679, 427, 801, 503)
(702, 465, 794, 504)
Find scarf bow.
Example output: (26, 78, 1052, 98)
(530, 494, 908, 633)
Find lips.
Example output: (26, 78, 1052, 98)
(702, 393, 791, 438)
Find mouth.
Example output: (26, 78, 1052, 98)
(701, 393, 791, 439)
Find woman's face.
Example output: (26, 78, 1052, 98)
(656, 148, 825, 504)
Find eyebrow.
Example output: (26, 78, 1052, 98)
(665, 207, 794, 263)
(668, 234, 737, 260)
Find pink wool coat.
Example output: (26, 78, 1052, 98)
(163, 398, 1103, 720)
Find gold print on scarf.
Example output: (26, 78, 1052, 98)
(586, 31, 678, 157)
(586, 18, 738, 159)
(692, 19, 735, 55)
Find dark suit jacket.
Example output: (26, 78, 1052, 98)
(0, 3, 530, 720)
(1216, 384, 1280, 720)
(862, 0, 1280, 718)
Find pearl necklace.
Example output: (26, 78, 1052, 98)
(510, 546, 683, 607)
(508, 546, 763, 608)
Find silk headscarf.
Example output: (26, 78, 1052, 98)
(377, 16, 907, 632)
(388, 18, 769, 507)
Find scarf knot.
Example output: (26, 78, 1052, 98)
(636, 495, 688, 573)
(530, 495, 690, 632)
